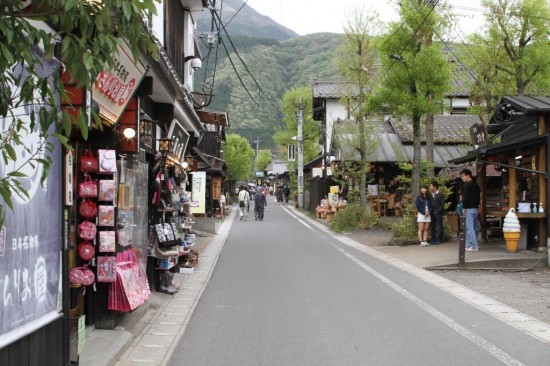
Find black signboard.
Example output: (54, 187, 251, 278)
(167, 119, 190, 161)
(470, 123, 490, 148)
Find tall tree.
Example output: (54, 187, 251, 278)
(0, 0, 158, 224)
(274, 87, 321, 191)
(223, 133, 255, 186)
(374, 0, 450, 195)
(466, 0, 550, 120)
(335, 7, 381, 209)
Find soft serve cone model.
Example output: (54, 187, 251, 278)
(502, 208, 521, 253)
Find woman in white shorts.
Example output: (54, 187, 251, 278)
(415, 185, 432, 247)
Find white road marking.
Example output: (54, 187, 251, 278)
(285, 208, 527, 365)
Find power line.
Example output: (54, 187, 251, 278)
(211, 8, 280, 111)
(224, 0, 249, 27)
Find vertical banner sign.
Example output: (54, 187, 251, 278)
(190, 172, 206, 214)
(0, 52, 62, 348)
(288, 144, 295, 162)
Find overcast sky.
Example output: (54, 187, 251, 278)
(245, 0, 486, 38)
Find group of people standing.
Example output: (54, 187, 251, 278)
(415, 169, 480, 251)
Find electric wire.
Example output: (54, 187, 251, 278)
(211, 7, 279, 111)
(224, 0, 249, 27)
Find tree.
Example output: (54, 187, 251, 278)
(0, 0, 158, 224)
(374, 0, 451, 195)
(274, 87, 321, 193)
(255, 149, 272, 173)
(335, 7, 382, 209)
(223, 133, 255, 186)
(465, 0, 550, 120)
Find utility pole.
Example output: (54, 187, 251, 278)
(253, 137, 261, 174)
(295, 102, 305, 209)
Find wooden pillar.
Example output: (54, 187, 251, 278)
(508, 155, 517, 210)
(478, 162, 488, 242)
(538, 115, 547, 248)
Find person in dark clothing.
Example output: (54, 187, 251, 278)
(461, 168, 481, 251)
(429, 180, 445, 244)
(283, 185, 291, 204)
(254, 189, 267, 221)
(415, 185, 432, 247)
(276, 186, 284, 204)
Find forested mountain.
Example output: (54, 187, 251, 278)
(195, 1, 345, 149)
(195, 0, 298, 41)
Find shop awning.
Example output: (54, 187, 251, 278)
(196, 110, 229, 127)
(479, 134, 548, 157)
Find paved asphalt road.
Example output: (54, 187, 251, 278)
(167, 202, 550, 366)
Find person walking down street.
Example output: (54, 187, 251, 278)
(460, 168, 481, 251)
(254, 188, 267, 221)
(219, 192, 226, 220)
(276, 186, 284, 204)
(238, 185, 250, 221)
(429, 180, 445, 245)
(283, 185, 290, 204)
(415, 185, 432, 247)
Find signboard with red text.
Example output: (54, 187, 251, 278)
(92, 41, 147, 125)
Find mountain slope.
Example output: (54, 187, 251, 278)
(196, 33, 344, 149)
(195, 0, 299, 41)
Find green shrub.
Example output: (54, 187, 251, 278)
(391, 213, 417, 240)
(330, 204, 379, 232)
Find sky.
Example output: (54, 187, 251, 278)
(246, 0, 487, 38)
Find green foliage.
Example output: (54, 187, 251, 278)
(203, 33, 343, 148)
(255, 149, 272, 172)
(224, 134, 255, 184)
(465, 0, 550, 120)
(391, 205, 418, 240)
(274, 87, 321, 197)
(330, 204, 379, 232)
(0, 0, 158, 226)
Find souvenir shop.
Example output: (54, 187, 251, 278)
(64, 59, 203, 363)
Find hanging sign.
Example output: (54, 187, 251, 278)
(167, 119, 190, 162)
(470, 123, 489, 149)
(190, 172, 206, 214)
(288, 144, 295, 161)
(92, 41, 147, 125)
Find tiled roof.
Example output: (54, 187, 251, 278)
(389, 115, 478, 144)
(313, 81, 360, 98)
(338, 133, 469, 168)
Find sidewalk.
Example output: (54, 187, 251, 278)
(80, 211, 234, 366)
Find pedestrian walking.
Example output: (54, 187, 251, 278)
(254, 188, 267, 221)
(429, 180, 445, 245)
(276, 185, 284, 204)
(415, 185, 432, 247)
(237, 185, 250, 221)
(460, 168, 481, 251)
(283, 185, 290, 204)
(219, 192, 226, 220)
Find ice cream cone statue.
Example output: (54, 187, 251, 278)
(503, 208, 521, 253)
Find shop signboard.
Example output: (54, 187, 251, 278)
(92, 41, 147, 125)
(0, 54, 62, 348)
(470, 123, 490, 149)
(190, 172, 206, 214)
(167, 119, 190, 162)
